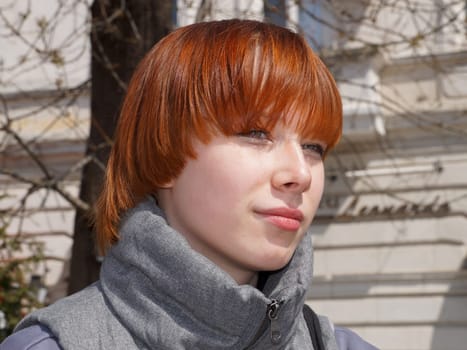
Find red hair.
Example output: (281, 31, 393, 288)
(95, 19, 342, 253)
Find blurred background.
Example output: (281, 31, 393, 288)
(0, 0, 466, 348)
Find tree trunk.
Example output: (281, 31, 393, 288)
(68, 0, 174, 295)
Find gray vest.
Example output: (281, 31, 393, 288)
(17, 199, 338, 350)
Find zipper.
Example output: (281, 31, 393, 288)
(267, 299, 284, 344)
(245, 299, 284, 349)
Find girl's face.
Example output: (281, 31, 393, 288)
(157, 124, 326, 285)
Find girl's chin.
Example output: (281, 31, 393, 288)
(249, 250, 295, 272)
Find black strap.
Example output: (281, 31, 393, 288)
(303, 304, 326, 350)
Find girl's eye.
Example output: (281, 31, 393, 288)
(239, 129, 271, 140)
(302, 143, 325, 158)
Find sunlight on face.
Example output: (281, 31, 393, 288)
(157, 124, 326, 285)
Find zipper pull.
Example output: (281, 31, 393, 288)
(267, 299, 284, 344)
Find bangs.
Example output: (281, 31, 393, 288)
(177, 20, 342, 152)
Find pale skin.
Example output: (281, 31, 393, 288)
(157, 123, 326, 286)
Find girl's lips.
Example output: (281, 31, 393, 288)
(255, 207, 304, 231)
(264, 215, 302, 231)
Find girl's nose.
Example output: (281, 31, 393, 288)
(271, 142, 312, 194)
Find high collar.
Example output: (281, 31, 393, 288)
(100, 198, 314, 349)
